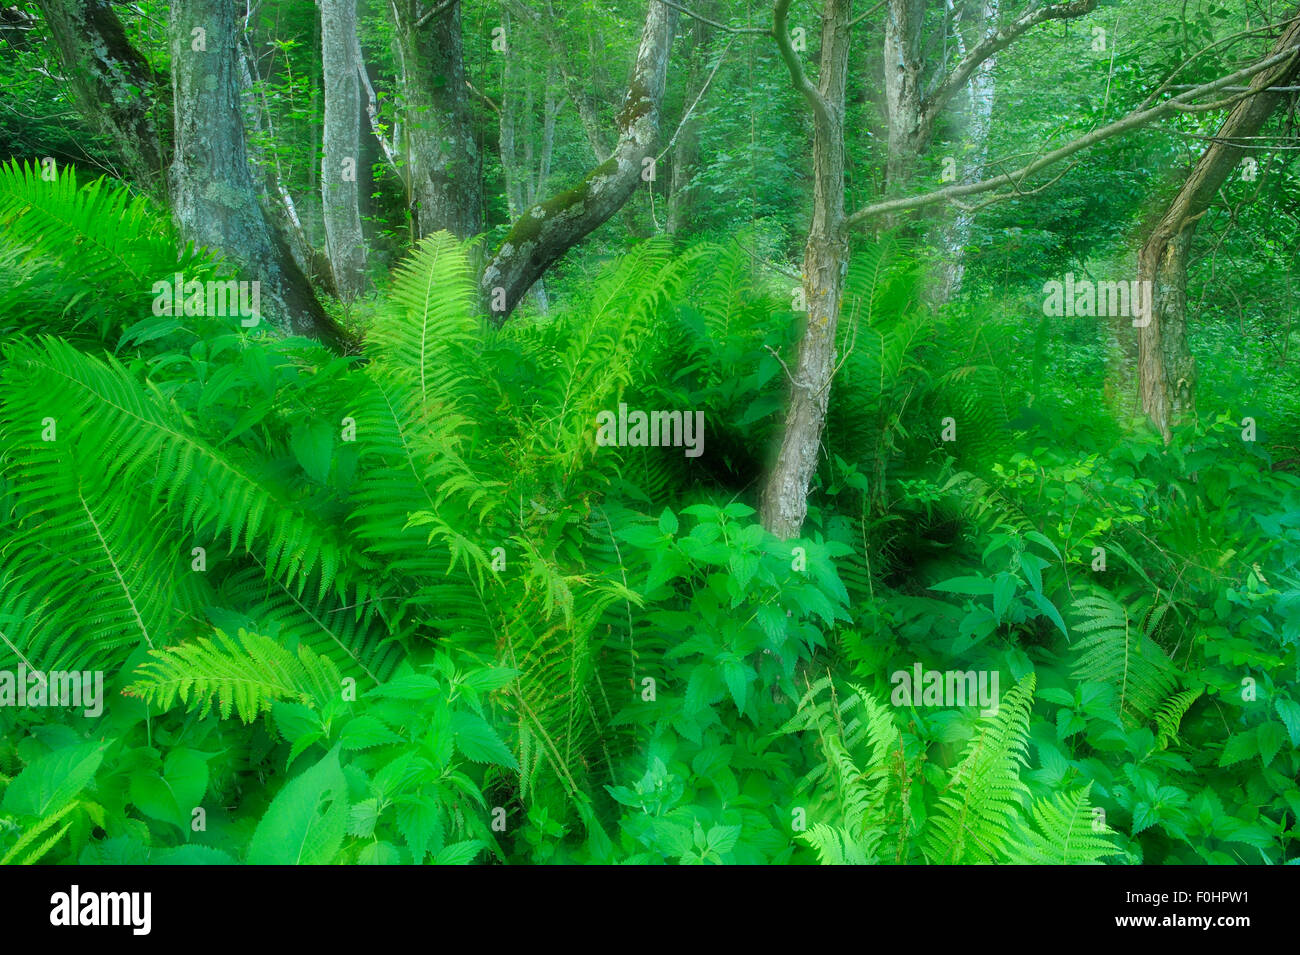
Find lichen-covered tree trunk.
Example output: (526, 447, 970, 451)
(168, 0, 345, 347)
(760, 0, 852, 539)
(320, 0, 368, 300)
(35, 0, 166, 191)
(479, 0, 676, 322)
(390, 0, 482, 239)
(1138, 15, 1300, 441)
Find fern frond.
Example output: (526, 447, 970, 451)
(1070, 590, 1180, 725)
(126, 628, 343, 722)
(1006, 784, 1119, 864)
(925, 673, 1035, 864)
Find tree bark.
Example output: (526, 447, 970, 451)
(479, 0, 677, 322)
(168, 0, 346, 347)
(931, 0, 999, 302)
(882, 0, 926, 190)
(759, 0, 852, 539)
(1138, 15, 1300, 441)
(34, 0, 166, 191)
(320, 0, 369, 300)
(390, 0, 482, 239)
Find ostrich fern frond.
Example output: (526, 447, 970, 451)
(126, 628, 343, 722)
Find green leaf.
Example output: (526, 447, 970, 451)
(434, 840, 484, 865)
(2, 742, 105, 817)
(1218, 730, 1256, 767)
(1273, 697, 1300, 746)
(341, 715, 404, 751)
(247, 745, 349, 864)
(658, 508, 678, 535)
(449, 711, 518, 769)
(1257, 720, 1285, 767)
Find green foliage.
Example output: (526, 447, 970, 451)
(0, 158, 1296, 867)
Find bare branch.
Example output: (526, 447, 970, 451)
(657, 34, 738, 160)
(845, 43, 1300, 229)
(774, 0, 831, 128)
(414, 0, 457, 30)
(924, 0, 1096, 124)
(656, 0, 770, 34)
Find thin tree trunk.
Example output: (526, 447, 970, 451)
(760, 0, 852, 539)
(932, 0, 998, 301)
(390, 0, 482, 238)
(321, 0, 369, 300)
(34, 0, 166, 191)
(168, 0, 347, 347)
(1138, 14, 1300, 441)
(479, 0, 676, 322)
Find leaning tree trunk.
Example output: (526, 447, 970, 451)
(1138, 14, 1300, 441)
(479, 0, 676, 322)
(320, 0, 369, 300)
(760, 0, 852, 539)
(168, 0, 346, 347)
(390, 0, 482, 239)
(35, 0, 166, 191)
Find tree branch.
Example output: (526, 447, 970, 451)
(773, 0, 831, 128)
(414, 0, 457, 30)
(923, 0, 1096, 125)
(845, 43, 1300, 229)
(656, 0, 770, 34)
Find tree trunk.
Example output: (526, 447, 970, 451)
(34, 0, 166, 191)
(390, 0, 482, 239)
(320, 0, 369, 300)
(882, 0, 926, 191)
(1138, 15, 1300, 441)
(760, 0, 852, 539)
(479, 0, 676, 322)
(931, 0, 998, 302)
(168, 0, 346, 347)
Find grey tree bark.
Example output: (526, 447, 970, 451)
(389, 0, 482, 239)
(759, 0, 852, 539)
(34, 0, 166, 191)
(479, 0, 677, 322)
(881, 0, 1095, 193)
(320, 0, 369, 300)
(168, 0, 348, 347)
(931, 0, 999, 301)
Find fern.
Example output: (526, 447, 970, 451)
(924, 673, 1035, 864)
(1006, 784, 1119, 864)
(1069, 590, 1180, 725)
(0, 160, 215, 345)
(126, 628, 343, 722)
(1153, 688, 1203, 749)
